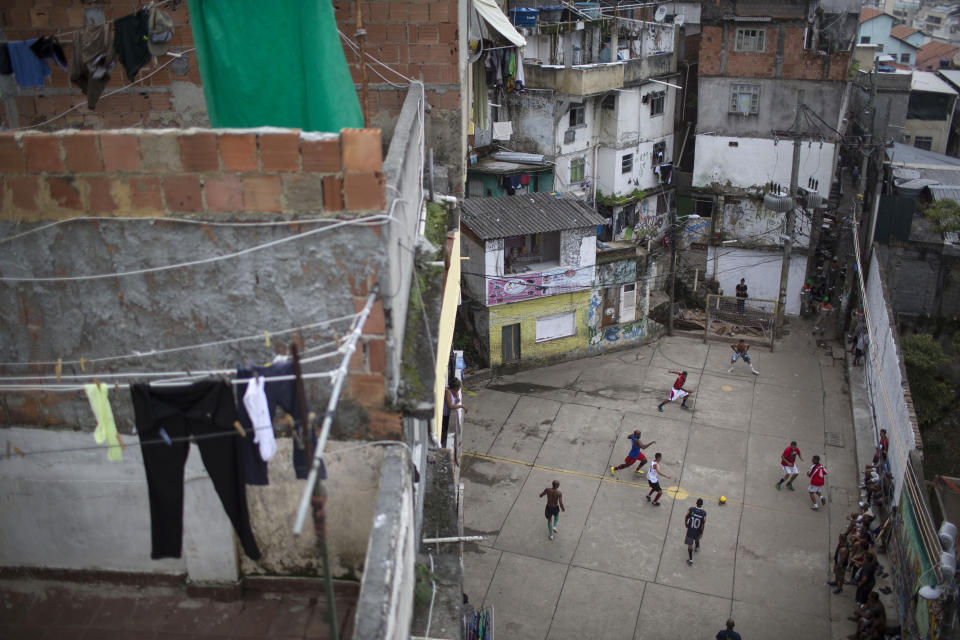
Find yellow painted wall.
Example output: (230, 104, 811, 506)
(433, 229, 462, 442)
(488, 290, 591, 367)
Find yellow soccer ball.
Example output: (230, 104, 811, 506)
(719, 495, 727, 504)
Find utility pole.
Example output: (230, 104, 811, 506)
(774, 100, 805, 339)
(668, 205, 677, 336)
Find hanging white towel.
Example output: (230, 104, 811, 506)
(493, 120, 513, 140)
(243, 375, 277, 462)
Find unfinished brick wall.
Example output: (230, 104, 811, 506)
(0, 128, 386, 219)
(700, 25, 850, 82)
(333, 0, 464, 196)
(333, 0, 460, 119)
(0, 1, 201, 130)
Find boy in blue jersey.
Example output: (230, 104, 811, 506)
(685, 498, 707, 566)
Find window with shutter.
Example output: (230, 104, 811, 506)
(619, 283, 637, 324)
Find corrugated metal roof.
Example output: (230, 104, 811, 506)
(460, 192, 606, 240)
(930, 186, 960, 202)
(911, 71, 958, 94)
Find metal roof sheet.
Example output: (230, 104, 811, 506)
(460, 192, 606, 240)
(911, 71, 958, 94)
(930, 186, 960, 202)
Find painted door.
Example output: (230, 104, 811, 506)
(502, 323, 521, 362)
(601, 288, 618, 327)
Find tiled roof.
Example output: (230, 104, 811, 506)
(859, 8, 883, 23)
(460, 192, 606, 240)
(891, 25, 920, 40)
(917, 41, 960, 70)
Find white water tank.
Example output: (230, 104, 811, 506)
(940, 521, 957, 552)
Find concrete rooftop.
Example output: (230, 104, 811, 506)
(461, 324, 890, 640)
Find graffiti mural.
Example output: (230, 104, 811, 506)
(888, 488, 943, 640)
(488, 265, 593, 305)
(587, 289, 648, 351)
(596, 259, 637, 287)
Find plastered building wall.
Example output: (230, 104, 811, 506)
(693, 135, 835, 198)
(488, 290, 592, 367)
(706, 246, 808, 315)
(863, 253, 922, 503)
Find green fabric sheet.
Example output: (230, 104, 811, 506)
(188, 0, 363, 132)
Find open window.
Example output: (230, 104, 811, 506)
(504, 231, 562, 274)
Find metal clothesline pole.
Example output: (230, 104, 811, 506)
(292, 285, 379, 535)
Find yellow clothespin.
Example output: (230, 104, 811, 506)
(264, 330, 271, 347)
(79, 357, 86, 373)
(55, 358, 62, 382)
(233, 421, 247, 437)
(12, 445, 24, 458)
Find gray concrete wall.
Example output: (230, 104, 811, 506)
(863, 252, 922, 503)
(383, 86, 427, 402)
(353, 448, 416, 640)
(697, 77, 846, 138)
(0, 427, 387, 583)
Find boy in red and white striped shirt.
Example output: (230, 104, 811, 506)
(808, 455, 828, 511)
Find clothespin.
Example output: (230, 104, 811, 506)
(232, 421, 246, 437)
(12, 444, 24, 458)
(5, 441, 9, 459)
(158, 428, 173, 446)
(115, 433, 126, 451)
(79, 357, 86, 373)
(55, 358, 62, 382)
(264, 330, 271, 347)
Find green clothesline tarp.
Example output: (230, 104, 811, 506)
(188, 0, 363, 132)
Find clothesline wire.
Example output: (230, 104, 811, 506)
(0, 313, 361, 368)
(4, 0, 176, 45)
(0, 214, 393, 282)
(2, 429, 410, 462)
(11, 47, 197, 132)
(2, 421, 277, 460)
(0, 342, 346, 383)
(0, 370, 338, 393)
(0, 215, 384, 247)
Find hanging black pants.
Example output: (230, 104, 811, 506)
(131, 380, 262, 561)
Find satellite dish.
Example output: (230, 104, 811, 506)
(673, 14, 685, 27)
(654, 6, 668, 22)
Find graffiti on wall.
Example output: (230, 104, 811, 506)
(489, 265, 593, 305)
(888, 489, 941, 639)
(596, 259, 637, 287)
(586, 289, 647, 351)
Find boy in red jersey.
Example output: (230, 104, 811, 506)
(775, 440, 803, 491)
(808, 455, 828, 510)
(657, 370, 692, 412)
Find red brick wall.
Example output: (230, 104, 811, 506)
(0, 1, 200, 130)
(700, 25, 850, 82)
(333, 0, 461, 121)
(0, 128, 386, 219)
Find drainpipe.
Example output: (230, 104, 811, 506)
(592, 143, 599, 210)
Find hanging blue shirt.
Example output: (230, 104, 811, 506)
(8, 39, 50, 88)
